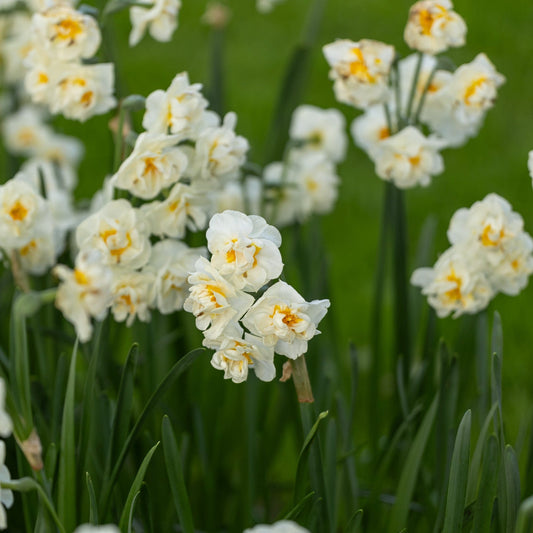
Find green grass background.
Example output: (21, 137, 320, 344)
(60, 0, 533, 436)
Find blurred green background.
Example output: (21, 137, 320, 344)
(60, 0, 533, 436)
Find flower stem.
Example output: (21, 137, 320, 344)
(413, 64, 437, 126)
(291, 355, 314, 403)
(406, 52, 424, 124)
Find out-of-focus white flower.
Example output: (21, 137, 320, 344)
(404, 0, 466, 55)
(244, 520, 310, 533)
(113, 133, 188, 199)
(207, 210, 283, 291)
(190, 112, 249, 181)
(423, 54, 505, 147)
(242, 280, 330, 359)
(142, 72, 212, 137)
(39, 133, 84, 170)
(1, 14, 33, 84)
(212, 181, 245, 213)
(256, 0, 285, 13)
(49, 62, 116, 122)
(289, 105, 347, 163)
(0, 178, 47, 250)
(142, 181, 211, 238)
(447, 193, 533, 295)
(2, 106, 51, 158)
(129, 0, 181, 47)
(0, 380, 12, 438)
(110, 269, 155, 326)
(54, 250, 113, 342)
(373, 126, 446, 188)
(76, 199, 151, 269)
(24, 50, 55, 105)
(17, 231, 56, 275)
(411, 245, 493, 318)
(184, 256, 254, 342)
(262, 162, 300, 227)
(350, 104, 391, 159)
(143, 239, 206, 314)
(0, 441, 13, 531)
(528, 151, 533, 184)
(322, 39, 395, 109)
(211, 333, 275, 383)
(74, 525, 120, 533)
(32, 5, 101, 61)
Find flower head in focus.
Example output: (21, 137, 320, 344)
(404, 0, 466, 55)
(322, 39, 395, 109)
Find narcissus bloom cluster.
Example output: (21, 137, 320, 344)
(412, 194, 533, 317)
(184, 210, 330, 383)
(325, 0, 504, 189)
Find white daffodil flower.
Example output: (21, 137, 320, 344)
(113, 133, 188, 200)
(244, 520, 310, 533)
(322, 39, 395, 109)
(528, 151, 533, 185)
(211, 333, 275, 383)
(289, 105, 347, 163)
(129, 0, 181, 47)
(423, 54, 505, 147)
(32, 4, 101, 61)
(142, 181, 211, 238)
(411, 245, 493, 318)
(184, 256, 254, 343)
(262, 162, 301, 227)
(0, 177, 48, 250)
(143, 239, 206, 314)
(404, 0, 466, 55)
(17, 230, 56, 275)
(190, 112, 249, 181)
(49, 62, 116, 122)
(76, 199, 151, 269)
(350, 104, 392, 160)
(212, 181, 246, 214)
(142, 72, 212, 137)
(24, 49, 55, 105)
(256, 0, 285, 13)
(373, 126, 446, 188)
(1, 14, 33, 84)
(0, 380, 12, 438)
(54, 250, 113, 342)
(207, 210, 283, 291)
(110, 269, 155, 327)
(242, 280, 330, 359)
(38, 133, 84, 170)
(2, 106, 51, 158)
(0, 441, 13, 531)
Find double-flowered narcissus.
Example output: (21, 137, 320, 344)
(184, 210, 330, 383)
(412, 194, 533, 317)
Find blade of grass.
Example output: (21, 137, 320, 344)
(514, 495, 533, 533)
(283, 492, 316, 521)
(442, 410, 472, 533)
(472, 434, 499, 533)
(57, 338, 79, 533)
(100, 348, 204, 517)
(345, 508, 363, 533)
(504, 445, 521, 533)
(118, 441, 160, 531)
(86, 472, 98, 525)
(388, 394, 438, 533)
(161, 416, 195, 533)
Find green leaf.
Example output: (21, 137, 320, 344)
(100, 348, 204, 516)
(128, 492, 141, 533)
(57, 339, 79, 533)
(118, 441, 160, 531)
(86, 473, 98, 524)
(283, 492, 316, 521)
(161, 416, 195, 533)
(514, 495, 533, 533)
(504, 445, 521, 533)
(491, 311, 503, 357)
(388, 394, 438, 533)
(466, 402, 499, 503)
(472, 434, 500, 533)
(442, 410, 472, 533)
(345, 508, 363, 533)
(294, 410, 329, 503)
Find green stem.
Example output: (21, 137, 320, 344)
(406, 52, 423, 125)
(391, 186, 411, 384)
(412, 64, 437, 125)
(1, 477, 66, 533)
(112, 103, 126, 173)
(392, 59, 402, 131)
(369, 182, 393, 458)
